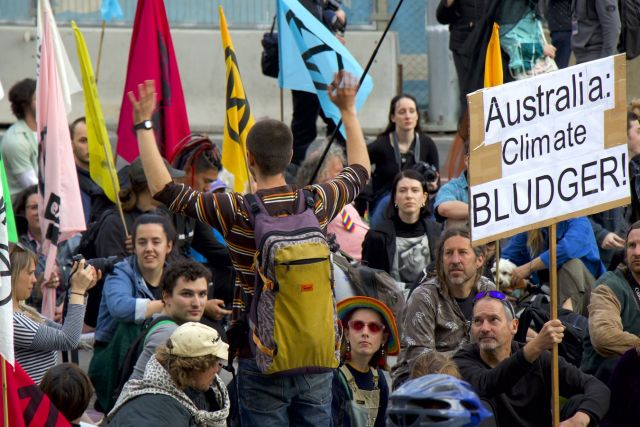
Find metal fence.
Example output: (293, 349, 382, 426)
(0, 0, 431, 108)
(0, 0, 375, 28)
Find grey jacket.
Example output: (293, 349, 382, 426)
(571, 0, 621, 62)
(391, 275, 495, 387)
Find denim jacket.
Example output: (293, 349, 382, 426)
(95, 256, 156, 343)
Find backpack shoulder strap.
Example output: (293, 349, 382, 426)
(299, 188, 316, 213)
(142, 318, 177, 346)
(338, 365, 355, 399)
(242, 193, 266, 226)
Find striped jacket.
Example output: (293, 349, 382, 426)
(154, 165, 369, 327)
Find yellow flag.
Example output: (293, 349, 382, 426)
(219, 6, 254, 193)
(71, 21, 120, 202)
(484, 23, 503, 88)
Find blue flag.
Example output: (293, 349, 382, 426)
(277, 0, 373, 136)
(101, 0, 123, 21)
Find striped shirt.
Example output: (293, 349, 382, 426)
(154, 164, 369, 324)
(13, 303, 86, 384)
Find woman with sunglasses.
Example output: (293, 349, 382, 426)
(362, 170, 441, 292)
(11, 246, 99, 384)
(332, 296, 400, 427)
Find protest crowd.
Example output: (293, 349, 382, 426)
(2, 0, 640, 426)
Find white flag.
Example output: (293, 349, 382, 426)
(37, 0, 82, 114)
(0, 182, 13, 366)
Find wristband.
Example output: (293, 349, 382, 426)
(70, 291, 87, 297)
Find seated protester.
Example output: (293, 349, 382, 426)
(332, 296, 400, 427)
(89, 213, 175, 413)
(434, 140, 469, 229)
(130, 260, 210, 380)
(362, 169, 441, 288)
(40, 363, 97, 427)
(367, 94, 440, 220)
(391, 227, 495, 388)
(454, 291, 610, 427)
(409, 351, 461, 380)
(108, 322, 230, 426)
(502, 218, 605, 315)
(581, 221, 640, 383)
(588, 107, 640, 270)
(12, 246, 99, 384)
(601, 347, 640, 427)
(296, 144, 369, 261)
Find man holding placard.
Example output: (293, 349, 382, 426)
(454, 292, 610, 426)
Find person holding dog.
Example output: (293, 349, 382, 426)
(503, 217, 605, 316)
(391, 226, 495, 388)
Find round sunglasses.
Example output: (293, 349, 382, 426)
(347, 320, 386, 334)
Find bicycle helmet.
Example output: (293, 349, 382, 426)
(387, 374, 493, 427)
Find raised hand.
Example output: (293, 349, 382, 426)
(127, 80, 157, 125)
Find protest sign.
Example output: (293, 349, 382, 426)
(468, 54, 628, 245)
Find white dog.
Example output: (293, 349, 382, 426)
(491, 258, 529, 291)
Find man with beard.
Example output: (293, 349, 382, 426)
(391, 227, 495, 387)
(454, 292, 609, 427)
(582, 221, 640, 382)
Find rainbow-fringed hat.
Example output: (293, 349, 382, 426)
(337, 296, 400, 355)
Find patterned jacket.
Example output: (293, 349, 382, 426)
(391, 275, 495, 387)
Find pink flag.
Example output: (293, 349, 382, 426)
(37, 7, 86, 319)
(116, 0, 190, 163)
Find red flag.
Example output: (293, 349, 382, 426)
(36, 4, 86, 320)
(1, 359, 71, 427)
(116, 0, 190, 163)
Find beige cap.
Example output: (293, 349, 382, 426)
(167, 322, 229, 361)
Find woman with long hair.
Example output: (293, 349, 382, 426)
(362, 169, 441, 289)
(366, 94, 440, 222)
(12, 245, 99, 383)
(332, 296, 400, 427)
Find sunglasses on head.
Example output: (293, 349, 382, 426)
(347, 320, 385, 334)
(474, 290, 516, 319)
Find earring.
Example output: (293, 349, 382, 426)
(394, 203, 398, 208)
(378, 347, 385, 368)
(345, 342, 351, 361)
(421, 202, 425, 207)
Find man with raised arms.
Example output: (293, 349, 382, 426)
(127, 71, 370, 425)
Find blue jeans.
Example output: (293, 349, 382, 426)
(237, 358, 333, 426)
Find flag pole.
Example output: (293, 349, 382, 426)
(308, 0, 405, 185)
(2, 356, 8, 427)
(95, 20, 106, 83)
(101, 141, 128, 236)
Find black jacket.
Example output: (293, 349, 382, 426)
(436, 0, 493, 52)
(361, 217, 441, 275)
(454, 342, 610, 427)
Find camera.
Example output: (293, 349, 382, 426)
(412, 161, 438, 183)
(70, 254, 120, 277)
